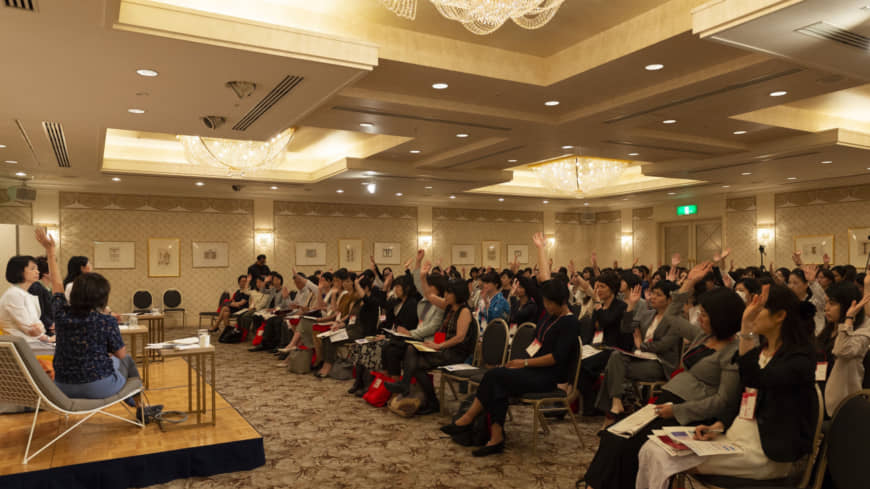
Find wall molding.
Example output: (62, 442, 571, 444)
(434, 207, 541, 223)
(726, 197, 756, 212)
(60, 192, 253, 214)
(275, 201, 416, 219)
(775, 184, 870, 208)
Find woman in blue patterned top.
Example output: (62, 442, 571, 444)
(34, 229, 161, 420)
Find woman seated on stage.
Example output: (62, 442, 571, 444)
(637, 284, 816, 489)
(210, 275, 249, 332)
(33, 229, 161, 419)
(0, 255, 53, 344)
(582, 261, 745, 489)
(595, 279, 682, 427)
(384, 262, 477, 415)
(440, 232, 580, 457)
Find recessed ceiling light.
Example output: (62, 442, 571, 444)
(4, 160, 17, 164)
(583, 202, 589, 206)
(786, 176, 797, 180)
(645, 63, 664, 71)
(136, 69, 158, 77)
(409, 149, 421, 154)
(432, 82, 448, 90)
(508, 159, 517, 163)
(741, 172, 752, 176)
(733, 130, 747, 135)
(820, 160, 833, 164)
(366, 183, 377, 194)
(336, 189, 344, 193)
(195, 181, 205, 186)
(662, 119, 677, 124)
(721, 185, 730, 188)
(127, 108, 145, 114)
(544, 100, 560, 106)
(365, 171, 377, 175)
(112, 177, 121, 182)
(395, 192, 403, 197)
(628, 152, 640, 156)
(456, 133, 469, 138)
(769, 90, 788, 97)
(542, 200, 549, 204)
(622, 198, 629, 201)
(498, 197, 505, 202)
(667, 192, 676, 195)
(561, 145, 573, 149)
(449, 195, 456, 199)
(0, 144, 5, 148)
(15, 172, 26, 177)
(424, 186, 433, 190)
(359, 122, 374, 129)
(270, 186, 278, 190)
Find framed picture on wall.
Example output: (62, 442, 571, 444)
(848, 228, 870, 268)
(451, 244, 475, 265)
(507, 244, 529, 264)
(94, 241, 135, 269)
(373, 242, 400, 265)
(148, 238, 180, 277)
(192, 241, 228, 268)
(339, 239, 363, 270)
(481, 241, 501, 268)
(794, 235, 834, 265)
(296, 242, 326, 266)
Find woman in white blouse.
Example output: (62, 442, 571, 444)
(0, 255, 52, 343)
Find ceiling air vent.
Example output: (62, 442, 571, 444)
(3, 0, 37, 11)
(42, 121, 70, 168)
(796, 22, 870, 51)
(232, 75, 303, 131)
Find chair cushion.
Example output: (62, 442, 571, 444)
(446, 367, 483, 379)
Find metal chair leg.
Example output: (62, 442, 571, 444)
(532, 404, 538, 455)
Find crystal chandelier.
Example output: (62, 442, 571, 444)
(178, 127, 295, 177)
(532, 155, 629, 194)
(378, 0, 565, 35)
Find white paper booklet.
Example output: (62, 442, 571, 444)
(660, 426, 744, 456)
(607, 404, 658, 438)
(441, 363, 477, 372)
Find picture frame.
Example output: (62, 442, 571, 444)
(373, 242, 401, 265)
(94, 241, 136, 269)
(794, 235, 834, 265)
(848, 228, 870, 268)
(296, 242, 326, 266)
(148, 238, 180, 277)
(339, 239, 363, 270)
(192, 241, 229, 268)
(451, 244, 475, 265)
(481, 241, 501, 268)
(507, 244, 529, 264)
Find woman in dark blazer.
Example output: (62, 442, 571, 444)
(383, 274, 418, 331)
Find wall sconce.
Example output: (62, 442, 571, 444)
(418, 234, 432, 248)
(546, 235, 556, 247)
(621, 233, 633, 247)
(756, 225, 774, 246)
(37, 223, 59, 243)
(255, 230, 274, 248)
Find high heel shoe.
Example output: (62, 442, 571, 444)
(472, 440, 505, 457)
(440, 422, 472, 436)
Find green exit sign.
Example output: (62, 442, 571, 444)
(677, 205, 697, 216)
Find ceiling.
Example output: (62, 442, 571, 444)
(2, 0, 870, 213)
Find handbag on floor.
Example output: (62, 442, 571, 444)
(363, 372, 395, 407)
(251, 323, 265, 346)
(219, 326, 243, 344)
(451, 394, 491, 446)
(287, 348, 313, 374)
(328, 358, 354, 380)
(388, 393, 423, 417)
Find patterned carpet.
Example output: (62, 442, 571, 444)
(150, 328, 602, 489)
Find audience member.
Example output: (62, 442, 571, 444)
(63, 255, 91, 300)
(210, 275, 249, 333)
(0, 255, 52, 345)
(28, 255, 55, 335)
(247, 254, 270, 283)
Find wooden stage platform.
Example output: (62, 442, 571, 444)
(0, 357, 264, 489)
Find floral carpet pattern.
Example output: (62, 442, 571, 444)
(150, 328, 601, 489)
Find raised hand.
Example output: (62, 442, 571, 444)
(591, 251, 598, 266)
(568, 259, 576, 277)
(632, 257, 640, 266)
(34, 228, 56, 251)
(510, 278, 519, 297)
(823, 253, 831, 265)
(416, 249, 425, 263)
(742, 284, 769, 336)
(846, 296, 870, 319)
(627, 284, 643, 309)
(421, 261, 432, 276)
(686, 261, 713, 284)
(791, 251, 803, 266)
(532, 232, 546, 249)
(613, 260, 619, 269)
(802, 264, 818, 283)
(671, 253, 681, 268)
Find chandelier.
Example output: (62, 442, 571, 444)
(178, 127, 295, 177)
(532, 155, 629, 194)
(378, 0, 565, 35)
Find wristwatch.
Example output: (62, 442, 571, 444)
(523, 359, 529, 367)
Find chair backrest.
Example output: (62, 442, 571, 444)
(509, 322, 537, 360)
(826, 389, 870, 489)
(565, 337, 583, 398)
(132, 290, 152, 310)
(480, 319, 509, 367)
(798, 383, 825, 489)
(163, 289, 182, 308)
(0, 336, 72, 412)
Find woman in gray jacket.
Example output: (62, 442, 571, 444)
(582, 261, 745, 489)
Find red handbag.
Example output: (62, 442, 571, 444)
(363, 372, 396, 407)
(251, 323, 265, 346)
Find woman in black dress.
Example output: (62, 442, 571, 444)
(440, 232, 580, 457)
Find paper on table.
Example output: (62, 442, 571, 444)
(170, 337, 200, 345)
(607, 404, 659, 438)
(442, 363, 477, 372)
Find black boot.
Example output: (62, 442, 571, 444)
(348, 366, 366, 394)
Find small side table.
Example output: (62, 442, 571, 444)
(119, 324, 150, 388)
(158, 346, 216, 426)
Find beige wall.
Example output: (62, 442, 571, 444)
(58, 193, 255, 326)
(0, 204, 32, 225)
